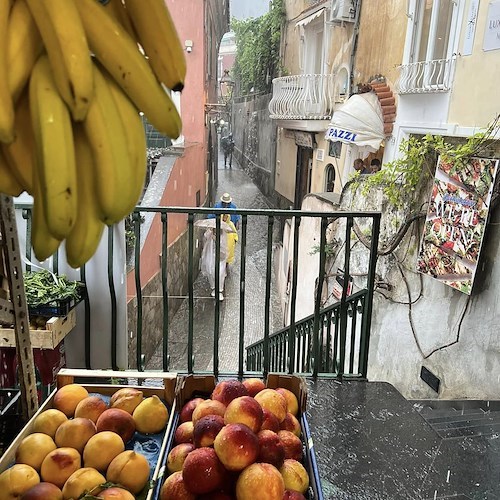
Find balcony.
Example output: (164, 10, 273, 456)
(268, 74, 338, 121)
(396, 58, 454, 94)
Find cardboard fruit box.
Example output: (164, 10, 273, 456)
(0, 368, 177, 500)
(151, 373, 324, 499)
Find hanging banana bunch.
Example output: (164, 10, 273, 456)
(0, 0, 186, 268)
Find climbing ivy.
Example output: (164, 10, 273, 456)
(231, 0, 285, 95)
(354, 118, 500, 208)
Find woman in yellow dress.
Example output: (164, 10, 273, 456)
(222, 214, 238, 268)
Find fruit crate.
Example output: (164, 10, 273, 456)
(151, 373, 324, 499)
(0, 368, 177, 499)
(27, 283, 85, 317)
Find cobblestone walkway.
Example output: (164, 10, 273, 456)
(146, 154, 282, 373)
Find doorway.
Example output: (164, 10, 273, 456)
(294, 146, 313, 209)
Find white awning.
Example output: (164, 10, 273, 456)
(325, 92, 385, 153)
(295, 8, 325, 28)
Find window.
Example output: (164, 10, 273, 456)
(411, 0, 457, 64)
(328, 141, 342, 158)
(324, 163, 335, 192)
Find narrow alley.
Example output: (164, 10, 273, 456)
(146, 152, 282, 373)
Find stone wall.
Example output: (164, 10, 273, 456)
(127, 229, 202, 368)
(232, 94, 276, 198)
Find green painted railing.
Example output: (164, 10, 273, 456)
(246, 290, 369, 377)
(14, 205, 380, 378)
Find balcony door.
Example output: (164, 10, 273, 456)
(410, 0, 459, 89)
(302, 18, 325, 115)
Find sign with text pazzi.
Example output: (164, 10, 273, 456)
(483, 1, 500, 51)
(416, 157, 498, 295)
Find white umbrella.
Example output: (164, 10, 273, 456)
(194, 218, 235, 233)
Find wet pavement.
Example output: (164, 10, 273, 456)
(146, 154, 282, 373)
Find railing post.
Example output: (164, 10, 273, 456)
(80, 264, 91, 369)
(288, 216, 301, 373)
(263, 216, 274, 377)
(338, 217, 353, 378)
(312, 217, 327, 376)
(238, 215, 248, 378)
(110, 224, 120, 371)
(213, 216, 221, 377)
(161, 212, 169, 371)
(187, 213, 194, 373)
(359, 215, 380, 378)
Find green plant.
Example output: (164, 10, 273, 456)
(231, 0, 285, 94)
(353, 118, 499, 208)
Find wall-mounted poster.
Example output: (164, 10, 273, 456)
(416, 157, 499, 295)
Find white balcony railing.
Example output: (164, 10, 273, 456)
(395, 58, 454, 94)
(268, 74, 338, 120)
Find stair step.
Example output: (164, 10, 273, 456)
(437, 420, 500, 439)
(413, 399, 500, 412)
(432, 414, 500, 430)
(425, 410, 500, 425)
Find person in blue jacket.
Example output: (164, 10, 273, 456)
(208, 193, 240, 228)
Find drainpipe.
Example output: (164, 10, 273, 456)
(349, 0, 363, 95)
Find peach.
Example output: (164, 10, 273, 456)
(198, 492, 233, 500)
(53, 384, 89, 417)
(167, 443, 195, 473)
(193, 414, 225, 448)
(15, 433, 57, 471)
(283, 490, 307, 500)
(75, 395, 108, 423)
(160, 471, 195, 500)
(97, 487, 135, 499)
(133, 395, 169, 434)
(236, 463, 285, 500)
(278, 431, 303, 461)
(179, 397, 204, 423)
(260, 408, 280, 433)
(83, 431, 125, 471)
(174, 421, 194, 444)
(254, 389, 287, 423)
(279, 459, 309, 494)
(62, 467, 106, 499)
(55, 417, 97, 453)
(211, 379, 248, 406)
(224, 395, 263, 433)
(213, 423, 259, 471)
(0, 464, 40, 499)
(181, 448, 225, 495)
(242, 378, 266, 397)
(20, 482, 62, 500)
(275, 388, 299, 417)
(32, 409, 68, 438)
(280, 412, 301, 437)
(257, 429, 285, 467)
(192, 399, 226, 425)
(106, 451, 150, 494)
(110, 387, 143, 414)
(40, 447, 81, 488)
(96, 408, 136, 444)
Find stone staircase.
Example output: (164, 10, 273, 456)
(412, 399, 500, 439)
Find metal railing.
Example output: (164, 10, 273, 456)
(268, 74, 337, 120)
(395, 58, 454, 94)
(13, 206, 380, 378)
(246, 289, 368, 377)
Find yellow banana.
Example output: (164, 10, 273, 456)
(75, 0, 181, 139)
(0, 149, 23, 197)
(0, 0, 15, 143)
(6, 0, 43, 103)
(82, 62, 134, 225)
(25, 0, 93, 121)
(29, 55, 77, 240)
(125, 0, 186, 92)
(31, 156, 61, 262)
(1, 88, 34, 194)
(104, 67, 147, 215)
(103, 0, 138, 42)
(65, 125, 105, 269)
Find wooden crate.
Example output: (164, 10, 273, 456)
(0, 308, 76, 349)
(0, 368, 178, 500)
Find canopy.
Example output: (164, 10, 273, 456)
(295, 8, 325, 28)
(325, 92, 385, 153)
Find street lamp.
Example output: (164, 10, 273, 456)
(219, 69, 235, 104)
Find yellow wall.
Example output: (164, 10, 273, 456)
(449, 0, 500, 126)
(354, 0, 407, 88)
(275, 129, 298, 203)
